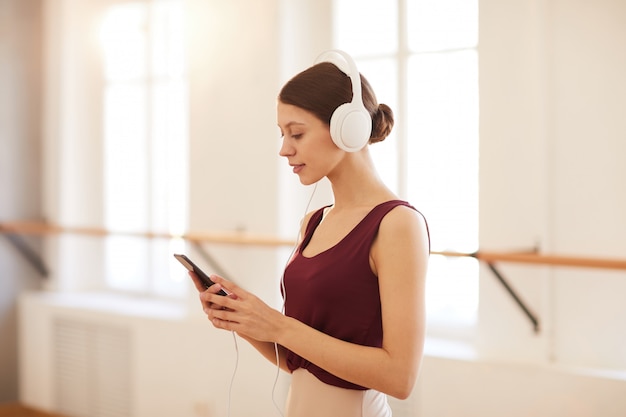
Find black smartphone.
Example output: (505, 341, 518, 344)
(173, 253, 228, 295)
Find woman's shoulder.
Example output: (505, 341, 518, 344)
(380, 202, 422, 226)
(378, 201, 430, 248)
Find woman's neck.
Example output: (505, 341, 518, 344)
(327, 150, 396, 210)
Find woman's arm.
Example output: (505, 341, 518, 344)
(205, 206, 429, 398)
(237, 335, 290, 372)
(192, 210, 316, 372)
(280, 205, 428, 398)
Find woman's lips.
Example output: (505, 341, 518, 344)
(292, 164, 304, 174)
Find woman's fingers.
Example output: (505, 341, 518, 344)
(210, 275, 243, 298)
(189, 272, 236, 297)
(200, 285, 238, 313)
(193, 274, 275, 337)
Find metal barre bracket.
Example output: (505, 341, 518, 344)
(1, 233, 48, 277)
(484, 261, 540, 333)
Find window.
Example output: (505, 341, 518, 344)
(334, 0, 479, 335)
(99, 0, 188, 297)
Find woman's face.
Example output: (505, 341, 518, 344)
(277, 101, 343, 185)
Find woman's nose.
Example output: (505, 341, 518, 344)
(279, 138, 294, 157)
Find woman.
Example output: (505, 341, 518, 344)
(191, 50, 430, 417)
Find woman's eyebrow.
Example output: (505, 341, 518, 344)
(279, 121, 306, 129)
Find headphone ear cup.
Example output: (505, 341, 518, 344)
(330, 102, 373, 152)
(315, 49, 373, 153)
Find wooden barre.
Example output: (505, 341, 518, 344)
(435, 250, 626, 271)
(0, 221, 295, 247)
(2, 221, 626, 271)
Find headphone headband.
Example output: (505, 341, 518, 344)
(314, 49, 365, 104)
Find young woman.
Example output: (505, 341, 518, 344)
(191, 50, 430, 417)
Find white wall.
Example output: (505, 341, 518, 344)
(478, 0, 626, 369)
(548, 0, 626, 370)
(41, 0, 107, 292)
(186, 0, 284, 305)
(0, 0, 44, 402)
(19, 292, 291, 417)
(416, 355, 626, 417)
(19, 293, 626, 417)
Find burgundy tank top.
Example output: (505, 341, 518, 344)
(282, 200, 425, 390)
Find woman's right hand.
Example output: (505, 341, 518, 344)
(189, 272, 238, 320)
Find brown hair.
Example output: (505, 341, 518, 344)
(278, 62, 394, 144)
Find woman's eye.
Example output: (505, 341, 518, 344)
(292, 133, 303, 139)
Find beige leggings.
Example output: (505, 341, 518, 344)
(285, 369, 392, 417)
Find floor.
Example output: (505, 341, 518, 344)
(0, 403, 67, 417)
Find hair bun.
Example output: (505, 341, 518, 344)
(369, 103, 394, 144)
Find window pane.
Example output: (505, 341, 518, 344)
(150, 238, 187, 298)
(104, 84, 148, 231)
(99, 3, 148, 80)
(100, 0, 188, 297)
(150, 79, 189, 298)
(151, 79, 188, 233)
(408, 0, 478, 52)
(106, 236, 149, 292)
(152, 0, 186, 77)
(426, 255, 478, 326)
(407, 50, 479, 325)
(407, 50, 478, 252)
(334, 0, 398, 56)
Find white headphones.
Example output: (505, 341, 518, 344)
(314, 50, 372, 152)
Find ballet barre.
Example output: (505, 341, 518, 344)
(3, 221, 626, 270)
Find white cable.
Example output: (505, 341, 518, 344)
(271, 182, 319, 416)
(225, 183, 319, 417)
(270, 342, 286, 417)
(227, 330, 239, 417)
(280, 182, 319, 314)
